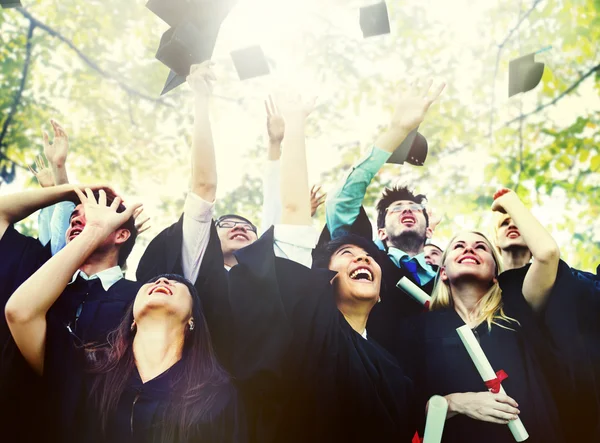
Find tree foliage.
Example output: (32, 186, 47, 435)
(0, 0, 598, 271)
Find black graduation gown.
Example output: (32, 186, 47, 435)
(45, 323, 245, 443)
(137, 219, 417, 443)
(0, 225, 50, 443)
(403, 260, 581, 443)
(317, 207, 437, 365)
(0, 224, 141, 443)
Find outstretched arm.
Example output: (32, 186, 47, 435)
(181, 62, 217, 282)
(492, 189, 560, 311)
(188, 62, 217, 202)
(260, 96, 284, 233)
(276, 92, 315, 226)
(5, 189, 140, 375)
(325, 80, 445, 238)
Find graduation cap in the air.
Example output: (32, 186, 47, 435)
(0, 162, 16, 184)
(359, 1, 391, 38)
(0, 0, 22, 8)
(156, 21, 219, 77)
(386, 128, 428, 166)
(146, 0, 238, 27)
(508, 50, 545, 97)
(230, 45, 271, 81)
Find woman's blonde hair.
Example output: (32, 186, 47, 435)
(430, 231, 519, 331)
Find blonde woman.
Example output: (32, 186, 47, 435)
(404, 189, 579, 443)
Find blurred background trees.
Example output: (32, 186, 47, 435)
(0, 0, 598, 271)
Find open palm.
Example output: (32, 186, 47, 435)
(390, 80, 445, 132)
(43, 119, 69, 167)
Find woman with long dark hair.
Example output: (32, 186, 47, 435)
(5, 189, 244, 443)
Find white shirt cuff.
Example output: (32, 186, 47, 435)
(184, 191, 215, 221)
(273, 224, 318, 269)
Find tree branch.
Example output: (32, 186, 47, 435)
(501, 63, 600, 128)
(0, 20, 35, 172)
(16, 8, 174, 107)
(489, 0, 543, 150)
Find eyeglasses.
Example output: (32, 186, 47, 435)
(216, 220, 257, 233)
(386, 203, 425, 214)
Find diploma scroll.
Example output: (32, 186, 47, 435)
(423, 395, 448, 443)
(397, 277, 432, 308)
(456, 325, 529, 442)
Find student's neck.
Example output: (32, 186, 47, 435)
(501, 247, 531, 270)
(450, 281, 489, 328)
(223, 253, 238, 269)
(337, 302, 371, 336)
(79, 250, 119, 277)
(133, 319, 184, 383)
(387, 240, 424, 258)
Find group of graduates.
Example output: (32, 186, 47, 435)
(1, 61, 599, 443)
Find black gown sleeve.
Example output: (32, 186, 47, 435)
(499, 260, 600, 441)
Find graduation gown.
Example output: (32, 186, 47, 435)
(45, 322, 245, 443)
(317, 207, 437, 365)
(137, 219, 417, 443)
(0, 224, 141, 443)
(403, 260, 582, 443)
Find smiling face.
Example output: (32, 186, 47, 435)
(216, 216, 258, 256)
(378, 200, 431, 249)
(133, 277, 194, 323)
(328, 244, 382, 308)
(495, 214, 527, 251)
(440, 232, 498, 285)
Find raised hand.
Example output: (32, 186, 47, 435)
(28, 155, 55, 188)
(187, 61, 216, 99)
(73, 188, 141, 237)
(491, 188, 518, 214)
(271, 90, 317, 121)
(389, 79, 445, 133)
(427, 206, 443, 231)
(265, 95, 285, 144)
(43, 119, 69, 168)
(310, 185, 326, 217)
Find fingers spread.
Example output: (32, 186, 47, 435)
(73, 187, 87, 204)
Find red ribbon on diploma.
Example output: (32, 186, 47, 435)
(412, 431, 423, 443)
(484, 369, 508, 393)
(423, 300, 430, 312)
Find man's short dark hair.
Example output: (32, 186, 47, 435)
(375, 185, 429, 229)
(75, 191, 137, 268)
(312, 234, 382, 270)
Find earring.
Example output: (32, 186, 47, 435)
(130, 321, 136, 332)
(189, 319, 195, 331)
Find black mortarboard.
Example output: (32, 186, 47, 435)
(161, 70, 187, 96)
(359, 1, 391, 38)
(230, 46, 271, 81)
(156, 21, 219, 77)
(0, 0, 22, 8)
(508, 51, 545, 97)
(386, 128, 428, 165)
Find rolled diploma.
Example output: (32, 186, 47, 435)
(423, 395, 448, 443)
(397, 277, 431, 306)
(456, 325, 529, 442)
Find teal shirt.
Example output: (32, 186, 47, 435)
(325, 146, 391, 239)
(38, 201, 76, 256)
(325, 146, 436, 285)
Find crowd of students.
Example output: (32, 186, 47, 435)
(1, 61, 599, 443)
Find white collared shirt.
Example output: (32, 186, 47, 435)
(68, 266, 124, 292)
(361, 329, 368, 340)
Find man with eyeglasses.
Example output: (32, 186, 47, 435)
(215, 215, 259, 270)
(324, 80, 445, 363)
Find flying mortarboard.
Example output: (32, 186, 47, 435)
(359, 1, 391, 38)
(0, 0, 22, 7)
(508, 50, 546, 97)
(386, 128, 428, 166)
(230, 45, 271, 81)
(147, 0, 237, 27)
